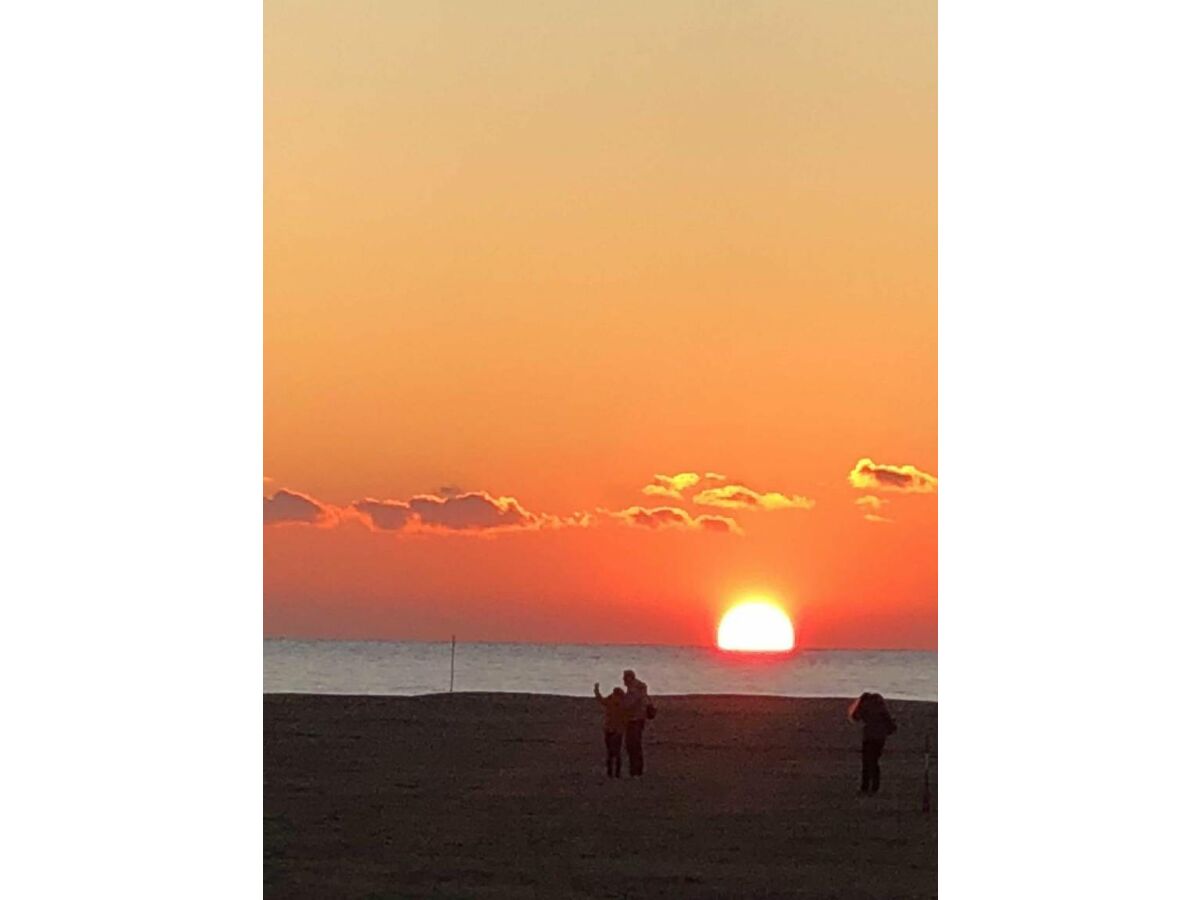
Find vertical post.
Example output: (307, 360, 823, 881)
(449, 634, 456, 694)
(922, 734, 931, 813)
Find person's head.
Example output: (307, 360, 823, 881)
(623, 669, 636, 686)
(612, 687, 625, 699)
(849, 691, 885, 720)
(848, 692, 869, 720)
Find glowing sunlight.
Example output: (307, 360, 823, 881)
(716, 601, 796, 652)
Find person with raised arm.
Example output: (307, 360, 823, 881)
(593, 682, 627, 778)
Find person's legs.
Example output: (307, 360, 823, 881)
(605, 730, 622, 777)
(863, 739, 884, 794)
(626, 719, 645, 776)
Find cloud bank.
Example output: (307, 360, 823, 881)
(268, 468, 823, 539)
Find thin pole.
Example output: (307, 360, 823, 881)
(449, 634, 456, 694)
(921, 734, 931, 813)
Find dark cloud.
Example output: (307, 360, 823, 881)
(606, 505, 742, 535)
(352, 499, 416, 531)
(354, 491, 544, 534)
(264, 490, 330, 526)
(409, 492, 539, 532)
(848, 458, 937, 493)
(618, 506, 691, 529)
(697, 515, 740, 534)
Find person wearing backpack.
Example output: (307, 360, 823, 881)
(849, 691, 897, 795)
(621, 669, 653, 777)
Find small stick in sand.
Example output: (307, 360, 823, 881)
(450, 634, 456, 694)
(921, 734, 931, 813)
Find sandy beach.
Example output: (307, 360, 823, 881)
(265, 693, 937, 898)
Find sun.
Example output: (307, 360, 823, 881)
(717, 601, 795, 652)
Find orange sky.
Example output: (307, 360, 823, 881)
(265, 1, 937, 649)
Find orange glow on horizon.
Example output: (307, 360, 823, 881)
(716, 602, 796, 653)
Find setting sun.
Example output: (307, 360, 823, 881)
(716, 601, 796, 652)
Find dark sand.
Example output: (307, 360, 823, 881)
(265, 694, 937, 899)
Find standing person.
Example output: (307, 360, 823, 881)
(593, 683, 627, 778)
(621, 669, 650, 777)
(849, 692, 897, 795)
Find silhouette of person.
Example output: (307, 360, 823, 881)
(594, 682, 627, 777)
(849, 692, 897, 795)
(621, 669, 650, 777)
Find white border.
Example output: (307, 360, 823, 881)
(2, 2, 262, 893)
(941, 1, 1199, 896)
(4, 1, 1199, 894)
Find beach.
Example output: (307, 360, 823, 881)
(265, 693, 937, 898)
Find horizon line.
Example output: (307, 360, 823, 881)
(263, 635, 936, 654)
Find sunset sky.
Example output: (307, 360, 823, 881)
(265, 1, 936, 649)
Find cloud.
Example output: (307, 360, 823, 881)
(848, 458, 937, 493)
(692, 484, 815, 511)
(604, 505, 742, 535)
(855, 495, 892, 523)
(640, 472, 811, 514)
(697, 514, 740, 534)
(354, 491, 546, 534)
(410, 492, 541, 531)
(264, 489, 333, 526)
(642, 472, 704, 500)
(351, 498, 416, 531)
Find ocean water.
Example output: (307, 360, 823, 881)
(264, 640, 937, 702)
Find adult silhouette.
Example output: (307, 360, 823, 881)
(621, 669, 650, 777)
(849, 692, 897, 795)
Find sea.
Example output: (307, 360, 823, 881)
(264, 640, 937, 702)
